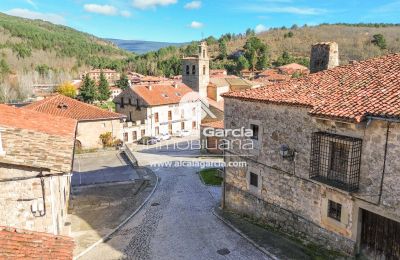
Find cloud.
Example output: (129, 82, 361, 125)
(26, 0, 37, 9)
(83, 4, 118, 15)
(5, 8, 65, 24)
(132, 0, 177, 9)
(242, 5, 326, 15)
(255, 24, 268, 33)
(189, 21, 203, 29)
(185, 1, 201, 9)
(120, 10, 132, 17)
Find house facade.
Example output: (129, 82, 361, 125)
(82, 69, 120, 84)
(222, 45, 400, 258)
(24, 94, 126, 149)
(0, 104, 77, 235)
(114, 82, 201, 143)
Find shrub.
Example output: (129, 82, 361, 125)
(99, 132, 114, 147)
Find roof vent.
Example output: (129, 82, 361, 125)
(161, 93, 169, 98)
(57, 102, 68, 110)
(175, 92, 181, 97)
(173, 82, 179, 88)
(147, 85, 153, 91)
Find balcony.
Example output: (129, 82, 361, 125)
(310, 132, 362, 192)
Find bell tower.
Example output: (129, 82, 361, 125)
(182, 41, 209, 98)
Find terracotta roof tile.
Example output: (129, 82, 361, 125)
(223, 53, 400, 123)
(0, 226, 74, 259)
(24, 94, 125, 121)
(201, 120, 224, 129)
(130, 82, 194, 106)
(0, 104, 77, 137)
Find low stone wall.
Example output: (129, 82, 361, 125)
(225, 183, 356, 255)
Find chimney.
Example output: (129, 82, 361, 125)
(173, 82, 179, 88)
(310, 42, 339, 73)
(147, 85, 152, 91)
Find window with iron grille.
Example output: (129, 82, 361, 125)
(250, 172, 258, 187)
(328, 200, 342, 222)
(250, 124, 259, 140)
(310, 132, 362, 192)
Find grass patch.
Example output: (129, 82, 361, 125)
(200, 168, 223, 186)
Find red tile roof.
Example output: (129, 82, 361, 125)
(201, 120, 224, 129)
(24, 94, 125, 121)
(0, 226, 74, 259)
(278, 63, 309, 75)
(0, 104, 77, 137)
(130, 83, 194, 106)
(223, 53, 400, 123)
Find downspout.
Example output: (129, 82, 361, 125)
(377, 122, 390, 205)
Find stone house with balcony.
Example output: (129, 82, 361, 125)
(0, 104, 77, 236)
(221, 43, 400, 258)
(114, 82, 201, 143)
(24, 94, 126, 150)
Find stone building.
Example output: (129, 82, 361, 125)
(24, 94, 126, 150)
(0, 104, 77, 235)
(114, 82, 200, 143)
(200, 120, 224, 154)
(222, 51, 400, 258)
(182, 41, 210, 98)
(82, 69, 120, 84)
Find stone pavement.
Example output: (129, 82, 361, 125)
(70, 166, 156, 257)
(78, 142, 270, 260)
(214, 207, 346, 260)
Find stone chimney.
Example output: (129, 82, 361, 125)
(310, 42, 339, 73)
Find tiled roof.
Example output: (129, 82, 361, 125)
(223, 53, 400, 123)
(24, 94, 126, 121)
(0, 226, 74, 259)
(201, 120, 224, 129)
(278, 63, 309, 72)
(207, 98, 224, 111)
(0, 104, 77, 137)
(130, 83, 194, 106)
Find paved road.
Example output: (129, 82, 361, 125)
(72, 151, 139, 186)
(80, 146, 269, 260)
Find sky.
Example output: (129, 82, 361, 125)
(1, 0, 400, 42)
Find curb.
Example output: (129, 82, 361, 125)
(212, 208, 279, 260)
(73, 171, 159, 259)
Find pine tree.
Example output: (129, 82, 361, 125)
(80, 74, 97, 103)
(236, 55, 250, 73)
(97, 71, 111, 101)
(218, 39, 228, 60)
(116, 73, 130, 90)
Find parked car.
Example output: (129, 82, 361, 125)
(138, 136, 157, 145)
(174, 130, 191, 137)
(159, 133, 171, 140)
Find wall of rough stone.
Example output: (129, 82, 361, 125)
(0, 126, 74, 173)
(223, 97, 400, 255)
(310, 42, 339, 73)
(0, 166, 70, 235)
(76, 119, 122, 149)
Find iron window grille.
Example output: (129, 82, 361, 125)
(250, 124, 259, 140)
(250, 172, 258, 187)
(328, 200, 342, 222)
(310, 132, 362, 192)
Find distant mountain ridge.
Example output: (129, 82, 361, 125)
(108, 39, 185, 54)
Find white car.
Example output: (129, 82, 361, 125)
(159, 133, 171, 140)
(174, 130, 191, 137)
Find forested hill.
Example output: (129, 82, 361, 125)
(130, 23, 400, 77)
(0, 12, 133, 78)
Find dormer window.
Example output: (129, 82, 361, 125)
(0, 129, 5, 156)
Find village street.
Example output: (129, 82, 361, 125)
(78, 141, 270, 260)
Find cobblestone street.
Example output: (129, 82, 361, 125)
(79, 144, 269, 260)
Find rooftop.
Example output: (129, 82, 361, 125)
(223, 53, 400, 123)
(201, 120, 224, 129)
(129, 82, 194, 106)
(24, 95, 126, 121)
(0, 104, 77, 137)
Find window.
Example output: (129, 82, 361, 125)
(192, 65, 196, 75)
(186, 65, 190, 75)
(120, 97, 124, 108)
(203, 65, 206, 75)
(310, 132, 362, 192)
(129, 98, 132, 105)
(192, 121, 196, 129)
(250, 124, 259, 140)
(168, 123, 172, 133)
(155, 113, 159, 123)
(249, 172, 258, 187)
(203, 49, 206, 58)
(141, 129, 146, 137)
(328, 200, 342, 222)
(181, 109, 185, 119)
(155, 127, 159, 135)
(192, 107, 196, 116)
(168, 111, 172, 120)
(132, 131, 137, 141)
(123, 132, 128, 142)
(181, 122, 185, 130)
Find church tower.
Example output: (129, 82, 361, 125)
(182, 41, 209, 98)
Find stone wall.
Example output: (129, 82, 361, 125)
(0, 165, 71, 235)
(76, 119, 122, 149)
(223, 97, 400, 255)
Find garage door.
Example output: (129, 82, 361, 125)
(361, 209, 400, 259)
